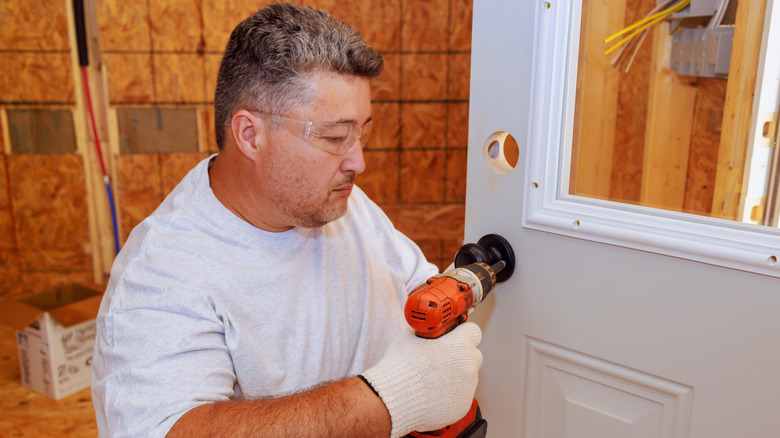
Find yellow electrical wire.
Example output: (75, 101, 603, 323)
(603, 0, 690, 56)
(604, 0, 685, 44)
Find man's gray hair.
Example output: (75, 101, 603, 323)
(214, 2, 384, 149)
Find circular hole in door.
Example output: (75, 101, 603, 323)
(483, 131, 519, 174)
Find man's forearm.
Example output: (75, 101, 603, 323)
(166, 376, 392, 437)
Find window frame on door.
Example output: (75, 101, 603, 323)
(522, 0, 780, 278)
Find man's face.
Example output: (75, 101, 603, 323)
(259, 71, 372, 229)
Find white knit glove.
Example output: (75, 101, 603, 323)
(361, 322, 483, 438)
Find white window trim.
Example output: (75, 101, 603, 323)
(521, 0, 780, 278)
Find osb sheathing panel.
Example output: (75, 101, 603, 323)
(401, 0, 448, 51)
(160, 153, 209, 193)
(401, 53, 448, 101)
(149, 0, 204, 52)
(400, 150, 446, 203)
(0, 0, 70, 51)
(448, 53, 471, 100)
(370, 103, 400, 150)
(97, 0, 151, 52)
(445, 149, 467, 203)
(116, 154, 163, 240)
(0, 154, 14, 250)
(315, 0, 401, 52)
(361, 150, 400, 204)
(449, 0, 473, 51)
(154, 53, 207, 103)
(7, 155, 91, 272)
(0, 53, 74, 103)
(610, 0, 654, 204)
(201, 0, 277, 52)
(200, 104, 219, 153)
(402, 103, 446, 148)
(373, 53, 400, 101)
(684, 78, 728, 215)
(447, 103, 469, 147)
(103, 53, 154, 104)
(381, 203, 464, 241)
(0, 154, 23, 300)
(203, 54, 222, 103)
(116, 153, 208, 240)
(0, 250, 23, 300)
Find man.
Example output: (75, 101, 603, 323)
(91, 3, 482, 437)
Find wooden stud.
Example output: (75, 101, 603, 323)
(1, 109, 11, 154)
(711, 0, 768, 221)
(640, 23, 697, 211)
(570, 0, 626, 199)
(67, 0, 116, 283)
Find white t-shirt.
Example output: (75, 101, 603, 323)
(91, 156, 438, 437)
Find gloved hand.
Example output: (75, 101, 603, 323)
(361, 322, 483, 438)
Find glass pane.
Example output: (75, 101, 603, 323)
(570, 0, 778, 226)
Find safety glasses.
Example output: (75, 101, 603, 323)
(253, 111, 373, 155)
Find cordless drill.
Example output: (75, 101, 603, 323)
(403, 234, 515, 438)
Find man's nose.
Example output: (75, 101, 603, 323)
(340, 139, 366, 175)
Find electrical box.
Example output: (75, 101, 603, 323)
(664, 0, 736, 78)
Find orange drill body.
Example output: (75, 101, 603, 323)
(405, 275, 476, 339)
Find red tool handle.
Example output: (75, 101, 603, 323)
(405, 399, 487, 438)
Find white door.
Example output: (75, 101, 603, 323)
(466, 1, 780, 437)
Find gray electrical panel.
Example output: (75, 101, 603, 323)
(663, 0, 736, 78)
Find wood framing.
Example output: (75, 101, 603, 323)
(711, 0, 769, 220)
(641, 23, 697, 211)
(570, 0, 626, 199)
(67, 0, 116, 283)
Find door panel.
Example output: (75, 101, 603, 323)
(466, 1, 780, 437)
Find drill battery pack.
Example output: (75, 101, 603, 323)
(404, 399, 487, 438)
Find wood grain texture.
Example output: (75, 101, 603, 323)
(640, 23, 697, 211)
(401, 0, 449, 51)
(401, 53, 449, 101)
(103, 53, 154, 104)
(7, 155, 91, 272)
(361, 150, 401, 204)
(401, 103, 447, 149)
(315, 0, 401, 52)
(569, 0, 625, 199)
(115, 154, 163, 241)
(370, 103, 401, 150)
(148, 0, 203, 52)
(97, 0, 150, 52)
(610, 0, 655, 204)
(711, 0, 768, 220)
(373, 53, 401, 102)
(0, 0, 69, 51)
(684, 78, 727, 215)
(448, 53, 471, 101)
(153, 53, 207, 103)
(380, 203, 464, 241)
(0, 53, 74, 103)
(400, 150, 446, 203)
(160, 153, 209, 194)
(449, 0, 473, 51)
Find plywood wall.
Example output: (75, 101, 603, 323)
(0, 1, 94, 300)
(0, 0, 473, 300)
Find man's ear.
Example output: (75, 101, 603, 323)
(230, 110, 265, 161)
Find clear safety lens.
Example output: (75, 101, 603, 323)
(255, 112, 372, 155)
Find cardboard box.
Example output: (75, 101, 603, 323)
(0, 282, 104, 400)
